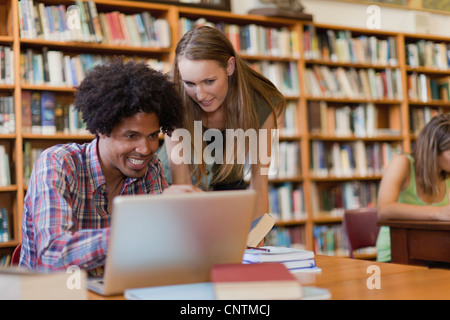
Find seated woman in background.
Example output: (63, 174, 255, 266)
(376, 113, 450, 262)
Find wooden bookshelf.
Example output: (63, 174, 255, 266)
(1, 0, 450, 263)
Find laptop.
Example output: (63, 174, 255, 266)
(88, 190, 256, 296)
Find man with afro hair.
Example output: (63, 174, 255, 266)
(20, 60, 195, 274)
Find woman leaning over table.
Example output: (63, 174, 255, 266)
(376, 113, 450, 262)
(158, 26, 286, 221)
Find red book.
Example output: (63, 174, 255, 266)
(211, 263, 303, 300)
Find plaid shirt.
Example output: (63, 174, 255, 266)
(19, 139, 167, 273)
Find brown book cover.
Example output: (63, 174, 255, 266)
(211, 263, 303, 300)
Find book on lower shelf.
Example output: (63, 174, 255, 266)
(243, 246, 318, 273)
(211, 263, 304, 300)
(0, 146, 11, 187)
(0, 96, 15, 134)
(0, 207, 11, 243)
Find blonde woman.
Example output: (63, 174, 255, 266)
(376, 113, 450, 262)
(158, 26, 286, 220)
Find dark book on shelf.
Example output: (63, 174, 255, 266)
(0, 207, 10, 242)
(30, 91, 41, 134)
(40, 91, 56, 135)
(21, 90, 32, 133)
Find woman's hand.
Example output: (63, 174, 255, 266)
(163, 184, 203, 194)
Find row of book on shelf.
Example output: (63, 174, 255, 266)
(315, 222, 377, 257)
(313, 224, 349, 257)
(267, 141, 300, 179)
(407, 74, 450, 102)
(18, 0, 171, 47)
(305, 65, 403, 100)
(180, 17, 300, 59)
(303, 25, 399, 66)
(308, 101, 400, 137)
(267, 223, 370, 258)
(20, 45, 298, 97)
(248, 61, 299, 96)
(0, 145, 11, 187)
(405, 40, 450, 70)
(23, 142, 43, 185)
(21, 48, 170, 87)
(0, 46, 14, 85)
(21, 90, 88, 135)
(310, 181, 379, 216)
(268, 183, 306, 222)
(0, 254, 11, 267)
(310, 140, 403, 178)
(266, 221, 374, 257)
(280, 101, 297, 136)
(266, 226, 306, 249)
(0, 96, 15, 134)
(409, 107, 440, 134)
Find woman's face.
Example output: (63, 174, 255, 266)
(177, 57, 235, 115)
(437, 149, 450, 173)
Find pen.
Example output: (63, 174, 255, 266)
(246, 246, 270, 252)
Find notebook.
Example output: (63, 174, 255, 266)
(87, 190, 256, 296)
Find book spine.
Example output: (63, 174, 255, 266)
(40, 91, 56, 135)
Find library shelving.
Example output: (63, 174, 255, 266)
(1, 0, 450, 261)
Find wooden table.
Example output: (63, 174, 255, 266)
(88, 255, 450, 300)
(308, 255, 450, 300)
(377, 220, 450, 266)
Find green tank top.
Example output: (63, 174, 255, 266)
(376, 154, 450, 262)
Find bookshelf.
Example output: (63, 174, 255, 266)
(0, 0, 449, 261)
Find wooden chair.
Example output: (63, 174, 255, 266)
(342, 208, 380, 259)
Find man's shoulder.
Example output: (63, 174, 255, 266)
(39, 141, 92, 165)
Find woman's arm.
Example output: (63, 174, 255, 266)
(377, 154, 450, 221)
(249, 113, 276, 220)
(164, 134, 195, 185)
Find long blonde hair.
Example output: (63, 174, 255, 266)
(413, 113, 450, 194)
(173, 26, 286, 188)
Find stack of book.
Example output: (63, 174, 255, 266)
(242, 246, 318, 273)
(211, 263, 304, 300)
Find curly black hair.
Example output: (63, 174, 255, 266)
(74, 59, 183, 136)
